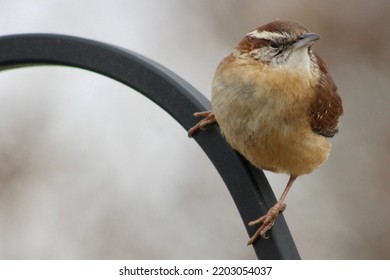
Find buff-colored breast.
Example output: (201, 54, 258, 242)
(211, 54, 330, 176)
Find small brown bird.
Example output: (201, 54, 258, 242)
(188, 20, 343, 245)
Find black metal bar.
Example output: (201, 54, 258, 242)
(0, 34, 300, 259)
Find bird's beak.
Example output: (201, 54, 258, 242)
(292, 33, 320, 49)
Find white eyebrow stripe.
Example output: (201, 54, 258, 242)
(246, 30, 290, 40)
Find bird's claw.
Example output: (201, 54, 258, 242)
(188, 111, 216, 137)
(247, 203, 286, 245)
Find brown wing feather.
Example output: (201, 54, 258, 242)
(308, 54, 343, 138)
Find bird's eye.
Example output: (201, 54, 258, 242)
(269, 40, 279, 49)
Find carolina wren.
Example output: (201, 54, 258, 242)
(188, 20, 343, 245)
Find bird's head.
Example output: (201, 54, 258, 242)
(236, 20, 320, 74)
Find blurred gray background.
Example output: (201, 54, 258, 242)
(0, 0, 389, 259)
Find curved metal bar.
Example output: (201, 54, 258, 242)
(0, 34, 300, 259)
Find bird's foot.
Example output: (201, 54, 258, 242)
(247, 203, 287, 245)
(188, 111, 216, 137)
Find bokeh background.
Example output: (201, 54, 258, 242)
(0, 0, 389, 259)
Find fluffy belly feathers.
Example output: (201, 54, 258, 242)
(211, 62, 330, 176)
